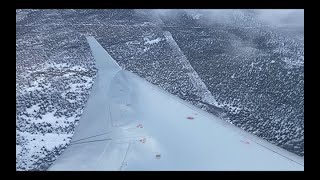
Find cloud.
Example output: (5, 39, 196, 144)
(255, 9, 304, 28)
(141, 9, 304, 28)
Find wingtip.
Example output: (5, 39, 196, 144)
(85, 36, 95, 41)
(86, 36, 121, 71)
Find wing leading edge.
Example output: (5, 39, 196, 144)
(48, 36, 304, 171)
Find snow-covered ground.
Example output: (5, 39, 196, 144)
(16, 34, 97, 170)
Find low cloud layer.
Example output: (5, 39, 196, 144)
(256, 9, 304, 28)
(144, 9, 304, 28)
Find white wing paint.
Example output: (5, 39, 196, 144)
(48, 37, 304, 171)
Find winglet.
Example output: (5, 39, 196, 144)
(86, 36, 121, 71)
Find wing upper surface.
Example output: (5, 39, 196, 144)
(48, 37, 304, 171)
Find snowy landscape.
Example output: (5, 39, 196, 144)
(16, 9, 304, 170)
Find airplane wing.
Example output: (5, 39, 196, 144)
(48, 36, 304, 171)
